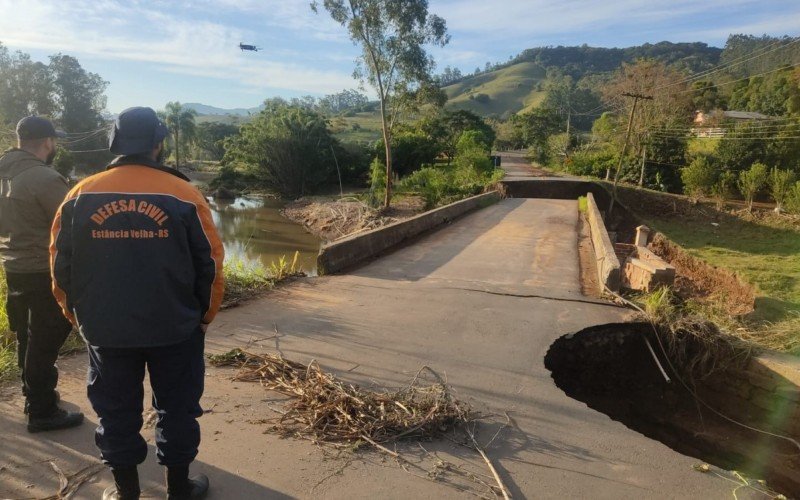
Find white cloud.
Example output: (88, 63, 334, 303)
(0, 0, 357, 100)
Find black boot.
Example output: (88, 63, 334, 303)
(102, 467, 140, 500)
(27, 407, 83, 433)
(166, 465, 209, 500)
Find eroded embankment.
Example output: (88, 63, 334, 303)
(545, 323, 800, 497)
(648, 234, 756, 316)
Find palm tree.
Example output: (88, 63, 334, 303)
(160, 102, 197, 170)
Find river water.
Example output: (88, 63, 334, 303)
(206, 196, 322, 275)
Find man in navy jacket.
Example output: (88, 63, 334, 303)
(51, 107, 224, 500)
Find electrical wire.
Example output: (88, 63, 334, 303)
(64, 147, 109, 153)
(605, 285, 800, 454)
(651, 37, 800, 92)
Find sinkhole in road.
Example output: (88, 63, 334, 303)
(544, 322, 800, 497)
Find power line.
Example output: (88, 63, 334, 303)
(66, 147, 109, 153)
(662, 62, 800, 97)
(651, 36, 800, 92)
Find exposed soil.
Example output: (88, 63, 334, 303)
(609, 187, 758, 314)
(281, 196, 425, 242)
(649, 234, 756, 316)
(545, 323, 800, 497)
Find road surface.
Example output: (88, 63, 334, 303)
(0, 181, 739, 498)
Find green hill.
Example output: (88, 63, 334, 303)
(441, 42, 724, 117)
(443, 61, 547, 117)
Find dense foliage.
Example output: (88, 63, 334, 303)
(223, 103, 339, 197)
(0, 43, 110, 172)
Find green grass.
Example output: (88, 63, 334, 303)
(578, 196, 588, 213)
(644, 213, 800, 353)
(0, 269, 17, 383)
(443, 61, 548, 116)
(651, 217, 800, 321)
(222, 253, 301, 308)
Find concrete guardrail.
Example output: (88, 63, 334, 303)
(317, 191, 502, 275)
(585, 192, 621, 292)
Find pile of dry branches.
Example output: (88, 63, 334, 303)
(209, 349, 471, 444)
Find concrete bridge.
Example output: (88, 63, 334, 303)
(0, 153, 740, 498)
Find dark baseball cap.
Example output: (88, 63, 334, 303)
(16, 116, 67, 140)
(109, 107, 169, 155)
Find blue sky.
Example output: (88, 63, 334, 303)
(0, 0, 798, 113)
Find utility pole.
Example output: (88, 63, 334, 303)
(638, 142, 647, 187)
(608, 92, 652, 216)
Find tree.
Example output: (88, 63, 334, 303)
(681, 156, 718, 200)
(160, 102, 197, 170)
(313, 0, 449, 208)
(511, 107, 560, 163)
(600, 59, 693, 167)
(541, 75, 601, 132)
(769, 167, 797, 212)
(49, 54, 108, 133)
(193, 122, 239, 161)
(375, 129, 438, 177)
(418, 109, 495, 163)
(222, 103, 337, 198)
(0, 43, 56, 123)
(690, 80, 726, 112)
(318, 89, 370, 114)
(738, 162, 769, 212)
(716, 123, 767, 173)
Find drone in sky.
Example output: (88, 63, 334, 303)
(239, 43, 261, 52)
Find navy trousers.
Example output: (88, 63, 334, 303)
(87, 331, 205, 468)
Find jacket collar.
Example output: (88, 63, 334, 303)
(106, 155, 191, 182)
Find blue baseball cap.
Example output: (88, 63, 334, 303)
(109, 107, 169, 155)
(16, 116, 67, 140)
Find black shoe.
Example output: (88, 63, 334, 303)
(167, 474, 209, 500)
(102, 467, 140, 500)
(24, 390, 60, 415)
(102, 486, 140, 500)
(27, 408, 84, 433)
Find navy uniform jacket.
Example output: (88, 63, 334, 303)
(50, 156, 224, 348)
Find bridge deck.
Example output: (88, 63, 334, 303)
(0, 198, 736, 499)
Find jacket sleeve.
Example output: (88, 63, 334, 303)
(36, 170, 70, 222)
(187, 193, 224, 324)
(50, 195, 77, 325)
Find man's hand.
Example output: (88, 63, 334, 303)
(200, 323, 209, 334)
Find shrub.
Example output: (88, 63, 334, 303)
(367, 157, 387, 207)
(681, 156, 718, 199)
(563, 148, 615, 178)
(768, 167, 797, 212)
(710, 171, 737, 210)
(786, 181, 800, 214)
(737, 162, 769, 211)
(209, 163, 253, 194)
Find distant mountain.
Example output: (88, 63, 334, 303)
(183, 103, 263, 116)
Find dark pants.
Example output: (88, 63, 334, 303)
(87, 332, 205, 468)
(5, 271, 73, 417)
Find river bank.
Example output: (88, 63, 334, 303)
(281, 196, 425, 242)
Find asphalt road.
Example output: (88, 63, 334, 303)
(0, 197, 740, 498)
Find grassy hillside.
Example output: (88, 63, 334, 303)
(443, 62, 547, 117)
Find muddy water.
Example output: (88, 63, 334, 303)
(207, 196, 321, 274)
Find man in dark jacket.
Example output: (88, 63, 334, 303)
(50, 107, 224, 500)
(0, 116, 84, 432)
